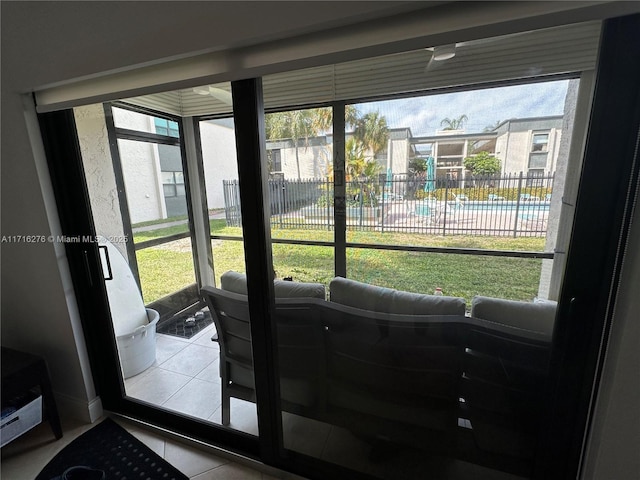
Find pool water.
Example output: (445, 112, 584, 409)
(415, 200, 550, 216)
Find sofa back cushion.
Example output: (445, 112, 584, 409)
(329, 277, 465, 315)
(220, 271, 326, 299)
(470, 296, 557, 337)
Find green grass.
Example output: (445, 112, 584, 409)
(134, 220, 547, 306)
(132, 215, 188, 228)
(137, 247, 196, 304)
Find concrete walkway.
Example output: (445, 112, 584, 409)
(132, 211, 226, 233)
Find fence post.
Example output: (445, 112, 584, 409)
(326, 177, 331, 231)
(513, 171, 524, 237)
(443, 182, 448, 236)
(381, 178, 386, 233)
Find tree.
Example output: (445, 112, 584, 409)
(265, 107, 331, 179)
(463, 151, 501, 176)
(440, 114, 468, 131)
(266, 106, 361, 179)
(354, 111, 389, 159)
(483, 120, 502, 132)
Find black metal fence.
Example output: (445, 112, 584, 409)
(223, 172, 555, 237)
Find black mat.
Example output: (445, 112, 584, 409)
(35, 418, 188, 480)
(156, 308, 214, 339)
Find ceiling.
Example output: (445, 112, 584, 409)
(123, 21, 601, 117)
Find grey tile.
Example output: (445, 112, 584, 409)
(125, 367, 191, 405)
(195, 358, 221, 384)
(155, 333, 190, 364)
(209, 398, 258, 435)
(190, 323, 218, 347)
(159, 343, 216, 377)
(162, 378, 222, 420)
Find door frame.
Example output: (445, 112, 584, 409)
(37, 12, 640, 480)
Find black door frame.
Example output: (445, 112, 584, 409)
(534, 13, 640, 480)
(37, 12, 640, 480)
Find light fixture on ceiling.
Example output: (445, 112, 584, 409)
(192, 86, 211, 95)
(191, 85, 233, 105)
(432, 44, 456, 61)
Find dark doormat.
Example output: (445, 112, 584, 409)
(35, 418, 188, 480)
(157, 308, 214, 339)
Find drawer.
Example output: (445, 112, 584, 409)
(0, 395, 42, 447)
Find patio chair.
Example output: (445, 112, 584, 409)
(488, 193, 504, 201)
(322, 301, 467, 452)
(519, 193, 540, 202)
(201, 286, 326, 426)
(461, 296, 556, 461)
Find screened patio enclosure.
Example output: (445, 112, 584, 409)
(61, 17, 630, 480)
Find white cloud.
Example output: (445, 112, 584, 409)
(356, 79, 569, 136)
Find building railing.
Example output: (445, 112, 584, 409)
(223, 172, 555, 237)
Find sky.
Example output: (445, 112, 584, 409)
(357, 79, 569, 137)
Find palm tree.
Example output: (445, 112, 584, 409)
(440, 114, 468, 131)
(266, 106, 360, 179)
(354, 111, 389, 159)
(483, 120, 502, 132)
(265, 108, 325, 179)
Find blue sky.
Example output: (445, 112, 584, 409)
(357, 79, 569, 136)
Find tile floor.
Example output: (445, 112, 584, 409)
(120, 323, 526, 480)
(0, 414, 302, 480)
(124, 321, 260, 434)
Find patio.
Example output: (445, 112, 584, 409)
(123, 320, 528, 479)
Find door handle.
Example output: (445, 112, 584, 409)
(99, 245, 113, 281)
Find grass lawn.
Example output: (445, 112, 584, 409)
(133, 220, 546, 305)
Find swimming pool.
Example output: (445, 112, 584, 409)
(415, 200, 550, 216)
(454, 200, 550, 212)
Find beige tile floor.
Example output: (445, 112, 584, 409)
(124, 322, 261, 434)
(0, 414, 303, 480)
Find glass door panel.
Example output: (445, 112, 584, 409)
(74, 97, 257, 435)
(198, 112, 259, 435)
(261, 23, 596, 480)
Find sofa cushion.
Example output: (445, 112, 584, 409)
(470, 296, 557, 337)
(220, 271, 326, 299)
(329, 277, 465, 315)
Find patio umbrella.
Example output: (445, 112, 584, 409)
(424, 156, 436, 193)
(386, 167, 393, 188)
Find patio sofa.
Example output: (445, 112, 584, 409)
(201, 272, 556, 464)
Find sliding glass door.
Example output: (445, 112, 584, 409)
(70, 87, 263, 446)
(38, 13, 640, 480)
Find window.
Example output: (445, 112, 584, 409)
(161, 171, 185, 197)
(531, 132, 549, 152)
(154, 117, 180, 137)
(526, 168, 545, 187)
(269, 149, 282, 172)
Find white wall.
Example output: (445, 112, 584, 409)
(279, 144, 332, 179)
(1, 92, 100, 422)
(111, 108, 166, 223)
(200, 120, 239, 209)
(389, 138, 410, 174)
(74, 104, 128, 257)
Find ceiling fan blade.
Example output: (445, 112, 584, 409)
(424, 54, 436, 72)
(207, 86, 233, 105)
